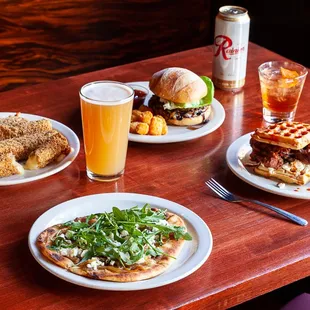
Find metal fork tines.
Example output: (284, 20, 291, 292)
(205, 178, 308, 226)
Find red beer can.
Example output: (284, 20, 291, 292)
(212, 6, 250, 91)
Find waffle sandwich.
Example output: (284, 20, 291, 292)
(250, 121, 310, 185)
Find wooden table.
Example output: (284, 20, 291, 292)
(1, 42, 309, 310)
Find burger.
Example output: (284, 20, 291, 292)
(249, 121, 310, 185)
(148, 67, 214, 126)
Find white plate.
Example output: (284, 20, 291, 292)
(0, 112, 80, 186)
(127, 81, 225, 143)
(226, 132, 310, 199)
(28, 193, 212, 291)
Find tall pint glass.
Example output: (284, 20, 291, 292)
(79, 81, 134, 182)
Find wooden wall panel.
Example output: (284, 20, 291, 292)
(0, 0, 212, 92)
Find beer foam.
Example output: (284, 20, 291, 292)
(80, 82, 133, 105)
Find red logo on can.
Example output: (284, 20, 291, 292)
(214, 35, 232, 60)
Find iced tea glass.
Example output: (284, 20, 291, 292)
(258, 61, 308, 123)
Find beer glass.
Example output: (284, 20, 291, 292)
(80, 81, 134, 182)
(258, 61, 308, 123)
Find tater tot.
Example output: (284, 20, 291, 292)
(131, 110, 142, 122)
(162, 124, 168, 135)
(138, 111, 153, 125)
(131, 110, 152, 124)
(156, 115, 166, 124)
(157, 116, 168, 135)
(139, 105, 154, 113)
(152, 115, 168, 135)
(130, 122, 149, 135)
(149, 116, 164, 136)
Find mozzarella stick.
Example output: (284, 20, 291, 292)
(0, 119, 52, 140)
(0, 113, 29, 126)
(0, 153, 24, 178)
(0, 130, 57, 161)
(25, 132, 71, 170)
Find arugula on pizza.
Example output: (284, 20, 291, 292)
(37, 204, 192, 282)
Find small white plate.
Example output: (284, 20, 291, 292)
(0, 112, 80, 186)
(127, 82, 225, 144)
(28, 193, 213, 291)
(226, 132, 310, 199)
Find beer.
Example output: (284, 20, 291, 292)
(212, 6, 250, 91)
(80, 81, 134, 181)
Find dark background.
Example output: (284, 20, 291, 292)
(0, 0, 310, 91)
(235, 0, 309, 67)
(0, 0, 308, 92)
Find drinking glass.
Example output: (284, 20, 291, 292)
(80, 81, 134, 182)
(258, 61, 308, 123)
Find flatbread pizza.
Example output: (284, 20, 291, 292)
(36, 204, 192, 282)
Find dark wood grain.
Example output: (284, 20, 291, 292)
(0, 42, 309, 310)
(0, 0, 211, 92)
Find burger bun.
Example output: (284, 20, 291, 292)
(149, 67, 208, 104)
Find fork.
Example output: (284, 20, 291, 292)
(205, 178, 308, 226)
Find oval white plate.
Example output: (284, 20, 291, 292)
(127, 82, 225, 144)
(226, 132, 310, 199)
(0, 112, 80, 186)
(28, 193, 213, 291)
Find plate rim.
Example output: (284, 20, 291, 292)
(28, 192, 213, 291)
(0, 112, 80, 186)
(127, 81, 225, 144)
(226, 132, 310, 199)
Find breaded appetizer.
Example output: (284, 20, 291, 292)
(130, 122, 149, 135)
(149, 116, 168, 135)
(0, 113, 29, 126)
(0, 153, 24, 177)
(0, 130, 57, 161)
(130, 110, 168, 136)
(0, 119, 52, 140)
(131, 110, 153, 125)
(25, 132, 71, 170)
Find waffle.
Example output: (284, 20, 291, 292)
(254, 162, 310, 185)
(252, 121, 310, 150)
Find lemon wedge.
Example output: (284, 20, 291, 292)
(279, 67, 299, 88)
(280, 67, 299, 79)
